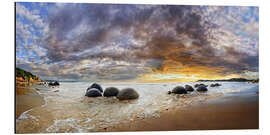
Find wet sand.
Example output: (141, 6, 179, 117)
(108, 91, 259, 131)
(16, 86, 45, 119)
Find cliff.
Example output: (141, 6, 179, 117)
(16, 68, 41, 85)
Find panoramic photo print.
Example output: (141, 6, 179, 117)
(15, 2, 259, 133)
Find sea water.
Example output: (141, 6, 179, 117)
(16, 82, 258, 133)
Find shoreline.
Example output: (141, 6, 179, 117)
(15, 82, 259, 133)
(106, 90, 259, 131)
(16, 85, 45, 119)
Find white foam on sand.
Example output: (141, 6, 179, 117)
(16, 109, 36, 123)
(45, 118, 86, 133)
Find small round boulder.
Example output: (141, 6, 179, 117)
(172, 86, 187, 94)
(85, 88, 102, 97)
(117, 88, 139, 100)
(104, 87, 119, 97)
(185, 85, 194, 92)
(194, 84, 208, 88)
(196, 86, 208, 92)
(210, 83, 221, 87)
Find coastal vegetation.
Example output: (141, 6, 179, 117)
(16, 68, 41, 87)
(16, 68, 40, 82)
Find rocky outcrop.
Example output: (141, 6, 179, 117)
(16, 68, 41, 83)
(16, 68, 42, 87)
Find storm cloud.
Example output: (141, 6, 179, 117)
(16, 3, 259, 81)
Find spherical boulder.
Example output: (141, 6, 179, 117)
(117, 88, 139, 100)
(88, 83, 103, 93)
(185, 85, 194, 92)
(85, 88, 102, 97)
(104, 87, 119, 97)
(171, 86, 187, 94)
(196, 86, 208, 92)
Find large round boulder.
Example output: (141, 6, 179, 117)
(196, 86, 208, 92)
(104, 87, 119, 97)
(85, 88, 102, 97)
(185, 85, 194, 92)
(88, 83, 103, 93)
(117, 88, 139, 100)
(171, 86, 187, 94)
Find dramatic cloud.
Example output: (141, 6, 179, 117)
(16, 3, 259, 81)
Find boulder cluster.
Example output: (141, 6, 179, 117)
(168, 83, 221, 94)
(85, 83, 139, 100)
(48, 81, 60, 86)
(85, 82, 221, 99)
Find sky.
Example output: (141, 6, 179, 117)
(16, 2, 259, 82)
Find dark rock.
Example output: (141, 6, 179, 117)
(185, 85, 194, 92)
(104, 87, 119, 97)
(49, 81, 60, 86)
(196, 86, 208, 92)
(117, 88, 139, 100)
(88, 83, 103, 93)
(85, 88, 102, 97)
(54, 81, 60, 85)
(171, 86, 187, 94)
(210, 83, 221, 87)
(168, 91, 172, 94)
(194, 83, 208, 88)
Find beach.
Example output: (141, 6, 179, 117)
(16, 86, 45, 119)
(15, 82, 259, 133)
(108, 90, 259, 131)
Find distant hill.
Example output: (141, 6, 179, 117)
(16, 68, 41, 82)
(197, 78, 259, 83)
